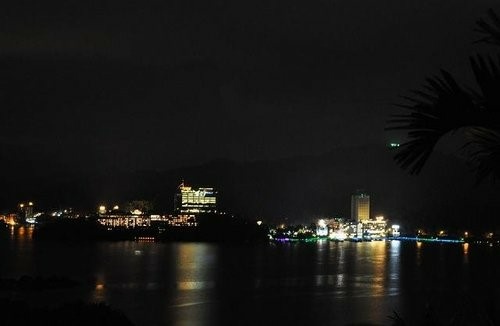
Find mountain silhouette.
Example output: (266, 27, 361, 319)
(1, 144, 499, 232)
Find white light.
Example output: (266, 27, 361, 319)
(257, 220, 263, 226)
(329, 230, 347, 241)
(26, 217, 36, 224)
(317, 228, 328, 236)
(392, 224, 400, 231)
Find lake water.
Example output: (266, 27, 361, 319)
(1, 226, 500, 325)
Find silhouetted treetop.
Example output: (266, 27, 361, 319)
(387, 9, 500, 182)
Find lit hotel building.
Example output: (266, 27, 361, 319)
(360, 216, 387, 240)
(174, 183, 217, 214)
(97, 206, 151, 228)
(351, 191, 370, 223)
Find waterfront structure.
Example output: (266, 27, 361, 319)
(0, 214, 17, 226)
(360, 216, 387, 240)
(316, 219, 328, 237)
(97, 207, 150, 228)
(150, 214, 199, 227)
(18, 202, 34, 223)
(167, 214, 198, 227)
(327, 218, 348, 240)
(351, 191, 370, 223)
(174, 182, 217, 214)
(390, 224, 400, 237)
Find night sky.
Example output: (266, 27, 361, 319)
(1, 1, 499, 213)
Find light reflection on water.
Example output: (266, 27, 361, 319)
(1, 228, 499, 326)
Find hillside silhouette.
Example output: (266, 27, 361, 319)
(1, 144, 499, 231)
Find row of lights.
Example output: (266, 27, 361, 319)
(19, 202, 34, 208)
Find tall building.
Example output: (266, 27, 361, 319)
(351, 191, 370, 223)
(174, 182, 217, 214)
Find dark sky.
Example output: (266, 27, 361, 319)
(1, 0, 498, 173)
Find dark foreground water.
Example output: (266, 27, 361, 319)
(1, 226, 500, 326)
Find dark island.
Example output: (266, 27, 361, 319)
(0, 299, 134, 326)
(30, 213, 269, 243)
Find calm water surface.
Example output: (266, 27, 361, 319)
(1, 226, 500, 325)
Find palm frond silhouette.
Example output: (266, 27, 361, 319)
(387, 9, 500, 181)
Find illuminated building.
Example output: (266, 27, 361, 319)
(360, 216, 387, 240)
(351, 191, 370, 223)
(150, 215, 167, 222)
(18, 202, 34, 223)
(149, 214, 198, 228)
(326, 218, 345, 231)
(167, 214, 198, 227)
(174, 182, 217, 214)
(390, 224, 400, 237)
(316, 219, 328, 237)
(97, 206, 150, 228)
(0, 214, 18, 226)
